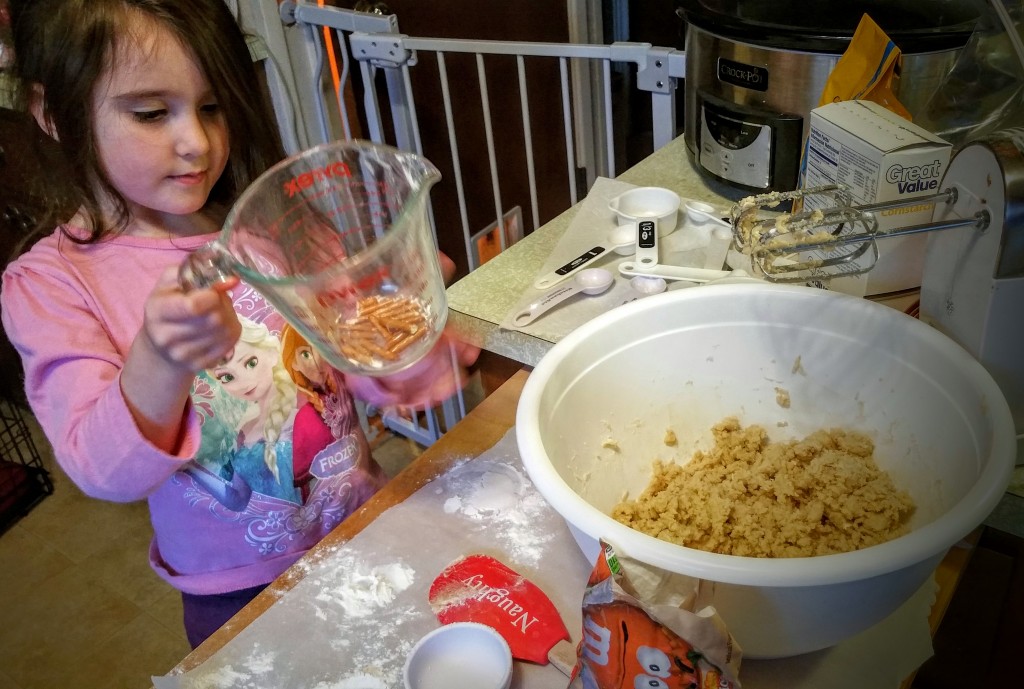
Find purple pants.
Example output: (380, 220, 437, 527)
(181, 583, 267, 649)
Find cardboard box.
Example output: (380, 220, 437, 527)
(799, 100, 952, 296)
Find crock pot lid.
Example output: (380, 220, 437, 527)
(677, 0, 980, 53)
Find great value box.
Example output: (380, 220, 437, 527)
(799, 100, 952, 296)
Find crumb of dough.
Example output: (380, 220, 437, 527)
(664, 430, 677, 446)
(611, 417, 915, 558)
(775, 387, 791, 408)
(601, 438, 620, 452)
(792, 356, 805, 375)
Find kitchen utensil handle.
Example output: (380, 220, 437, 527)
(534, 245, 613, 290)
(512, 283, 582, 326)
(633, 219, 659, 270)
(548, 638, 578, 678)
(618, 262, 731, 283)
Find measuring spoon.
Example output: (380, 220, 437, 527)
(684, 200, 732, 229)
(514, 268, 614, 327)
(618, 262, 746, 283)
(533, 224, 635, 289)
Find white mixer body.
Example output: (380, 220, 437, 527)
(920, 131, 1024, 464)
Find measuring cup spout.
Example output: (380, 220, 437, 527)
(179, 243, 237, 290)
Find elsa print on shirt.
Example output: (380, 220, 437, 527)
(212, 316, 301, 503)
(186, 315, 301, 509)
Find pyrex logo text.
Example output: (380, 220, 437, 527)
(886, 160, 943, 194)
(283, 161, 352, 197)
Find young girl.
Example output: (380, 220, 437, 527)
(2, 0, 477, 648)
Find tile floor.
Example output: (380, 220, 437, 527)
(0, 407, 424, 689)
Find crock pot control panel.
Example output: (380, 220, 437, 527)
(697, 95, 803, 191)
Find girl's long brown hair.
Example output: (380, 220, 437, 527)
(8, 0, 286, 243)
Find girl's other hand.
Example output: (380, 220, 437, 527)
(350, 329, 480, 410)
(349, 251, 477, 408)
(141, 265, 242, 373)
(439, 251, 457, 283)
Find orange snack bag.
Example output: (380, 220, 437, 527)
(578, 542, 741, 689)
(818, 14, 911, 120)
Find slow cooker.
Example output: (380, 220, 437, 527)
(677, 0, 981, 192)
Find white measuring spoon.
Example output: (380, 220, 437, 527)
(514, 268, 614, 326)
(630, 275, 667, 295)
(683, 199, 732, 229)
(618, 262, 748, 283)
(533, 224, 635, 289)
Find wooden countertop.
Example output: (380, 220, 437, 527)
(170, 368, 977, 685)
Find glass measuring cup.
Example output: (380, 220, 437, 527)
(180, 140, 447, 376)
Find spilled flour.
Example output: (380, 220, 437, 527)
(315, 562, 416, 618)
(308, 556, 419, 687)
(178, 646, 279, 689)
(155, 439, 579, 689)
(438, 461, 553, 567)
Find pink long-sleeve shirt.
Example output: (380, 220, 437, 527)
(1, 228, 396, 595)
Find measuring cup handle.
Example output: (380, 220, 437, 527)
(634, 218, 659, 268)
(178, 243, 236, 291)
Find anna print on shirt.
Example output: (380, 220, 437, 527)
(181, 291, 385, 555)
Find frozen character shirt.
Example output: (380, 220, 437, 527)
(1, 230, 388, 595)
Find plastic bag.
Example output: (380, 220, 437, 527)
(915, 0, 1024, 145)
(577, 542, 741, 689)
(818, 13, 912, 119)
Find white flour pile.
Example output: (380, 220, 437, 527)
(180, 646, 278, 689)
(438, 461, 554, 567)
(314, 562, 415, 618)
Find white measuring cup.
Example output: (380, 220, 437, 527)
(609, 187, 681, 274)
(533, 224, 635, 289)
(179, 140, 447, 376)
(513, 268, 614, 326)
(608, 187, 681, 237)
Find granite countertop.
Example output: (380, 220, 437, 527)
(446, 135, 748, 366)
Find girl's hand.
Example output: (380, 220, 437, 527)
(121, 266, 241, 452)
(348, 251, 478, 408)
(380, 330, 480, 408)
(373, 253, 477, 406)
(140, 265, 241, 373)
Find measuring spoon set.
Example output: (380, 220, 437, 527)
(516, 188, 746, 327)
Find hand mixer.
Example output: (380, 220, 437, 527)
(729, 185, 990, 284)
(729, 130, 1024, 464)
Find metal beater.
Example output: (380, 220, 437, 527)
(728, 185, 989, 284)
(729, 129, 1024, 463)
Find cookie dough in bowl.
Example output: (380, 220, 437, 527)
(516, 283, 1015, 658)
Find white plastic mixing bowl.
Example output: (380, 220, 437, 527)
(516, 283, 1014, 658)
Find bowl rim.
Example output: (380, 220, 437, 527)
(516, 283, 1016, 587)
